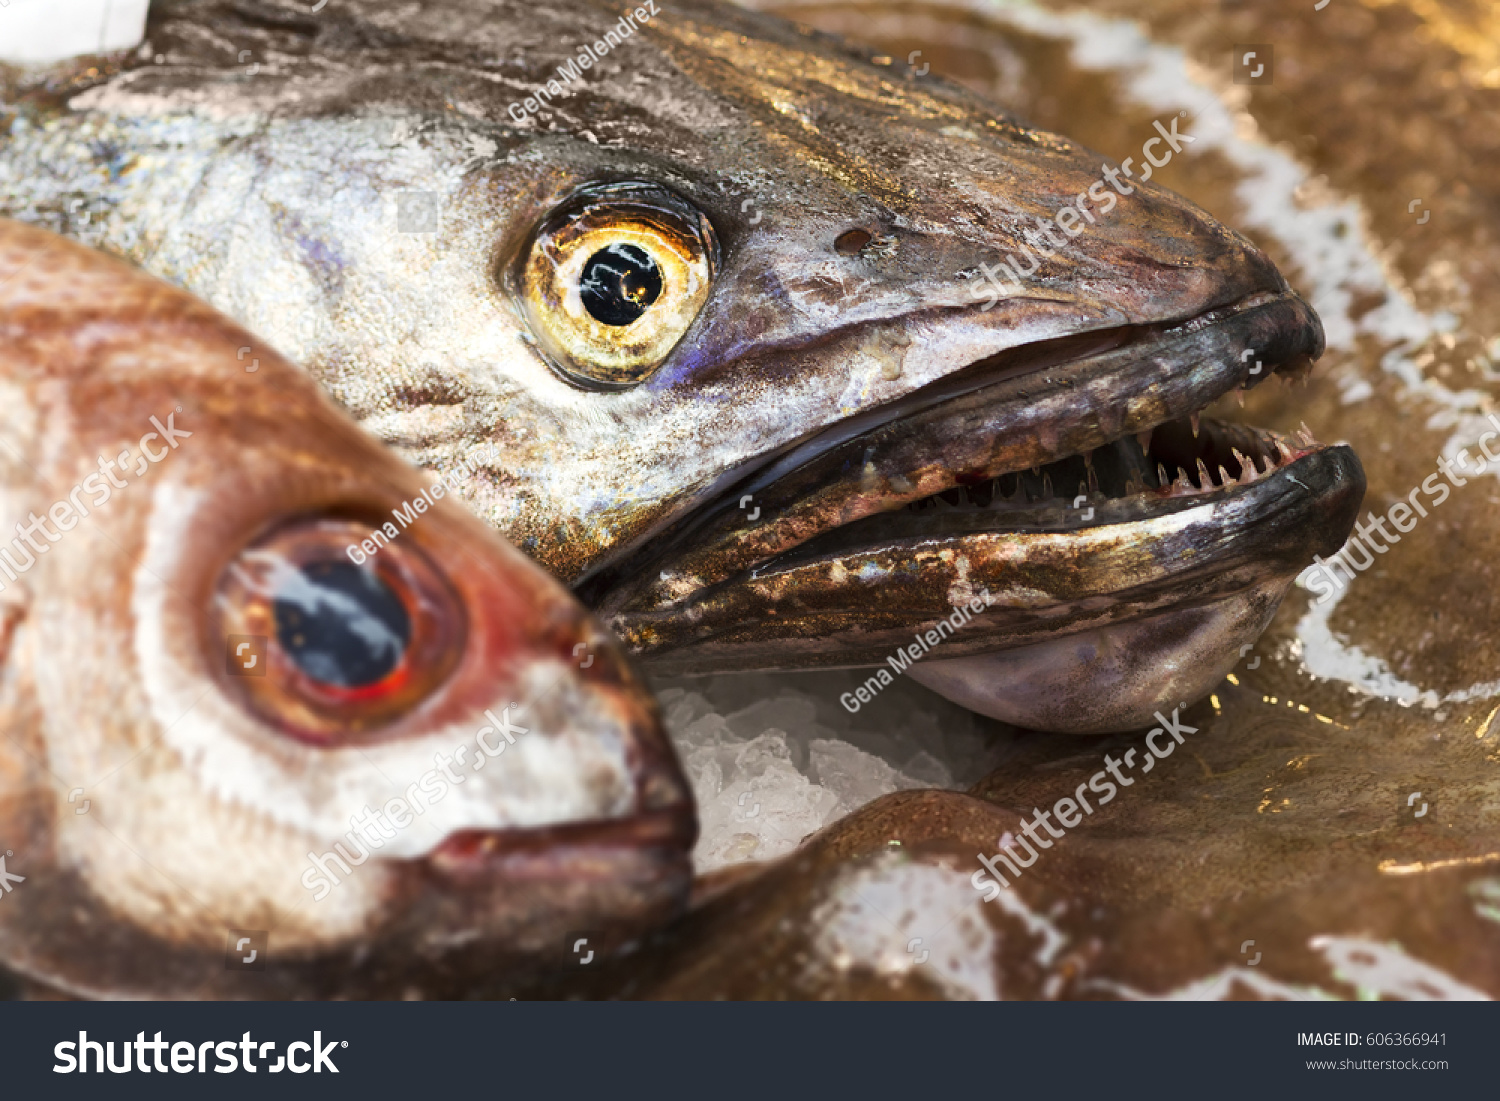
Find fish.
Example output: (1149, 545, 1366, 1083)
(0, 0, 1364, 733)
(0, 217, 695, 998)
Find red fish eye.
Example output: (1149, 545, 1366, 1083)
(213, 517, 465, 743)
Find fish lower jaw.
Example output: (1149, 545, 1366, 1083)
(616, 439, 1364, 690)
(907, 577, 1289, 734)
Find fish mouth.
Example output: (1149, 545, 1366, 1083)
(427, 803, 696, 884)
(591, 288, 1364, 727)
(386, 801, 698, 973)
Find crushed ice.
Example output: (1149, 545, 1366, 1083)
(653, 670, 1013, 872)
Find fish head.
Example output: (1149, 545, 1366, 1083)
(0, 219, 694, 998)
(11, 0, 1363, 732)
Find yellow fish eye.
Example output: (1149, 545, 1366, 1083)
(518, 183, 718, 388)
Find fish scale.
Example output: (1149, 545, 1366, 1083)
(1, 0, 1360, 735)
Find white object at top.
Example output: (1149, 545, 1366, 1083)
(0, 0, 150, 65)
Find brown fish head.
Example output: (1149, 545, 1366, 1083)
(2, 0, 1362, 731)
(0, 219, 694, 998)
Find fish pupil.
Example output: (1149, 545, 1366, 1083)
(579, 243, 663, 325)
(273, 561, 411, 688)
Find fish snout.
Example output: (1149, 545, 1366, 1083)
(407, 623, 699, 970)
(947, 132, 1294, 332)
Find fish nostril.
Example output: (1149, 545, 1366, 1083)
(835, 228, 873, 255)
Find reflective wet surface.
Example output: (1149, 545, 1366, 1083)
(3, 0, 1495, 1001)
(531, 0, 1500, 999)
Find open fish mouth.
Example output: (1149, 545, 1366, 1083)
(0, 0, 1366, 733)
(593, 288, 1363, 731)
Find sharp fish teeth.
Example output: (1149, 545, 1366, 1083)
(1233, 389, 1246, 408)
(1218, 464, 1235, 487)
(1231, 447, 1254, 480)
(1157, 462, 1171, 488)
(1136, 428, 1153, 454)
(1274, 440, 1292, 464)
(1190, 411, 1202, 438)
(1195, 458, 1213, 488)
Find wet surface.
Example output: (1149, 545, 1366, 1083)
(2, 0, 1496, 1000)
(550, 0, 1500, 999)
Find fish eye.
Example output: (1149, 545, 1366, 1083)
(213, 517, 465, 743)
(272, 560, 410, 688)
(518, 182, 717, 388)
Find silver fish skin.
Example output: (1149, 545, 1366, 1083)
(0, 0, 1362, 732)
(0, 218, 694, 999)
